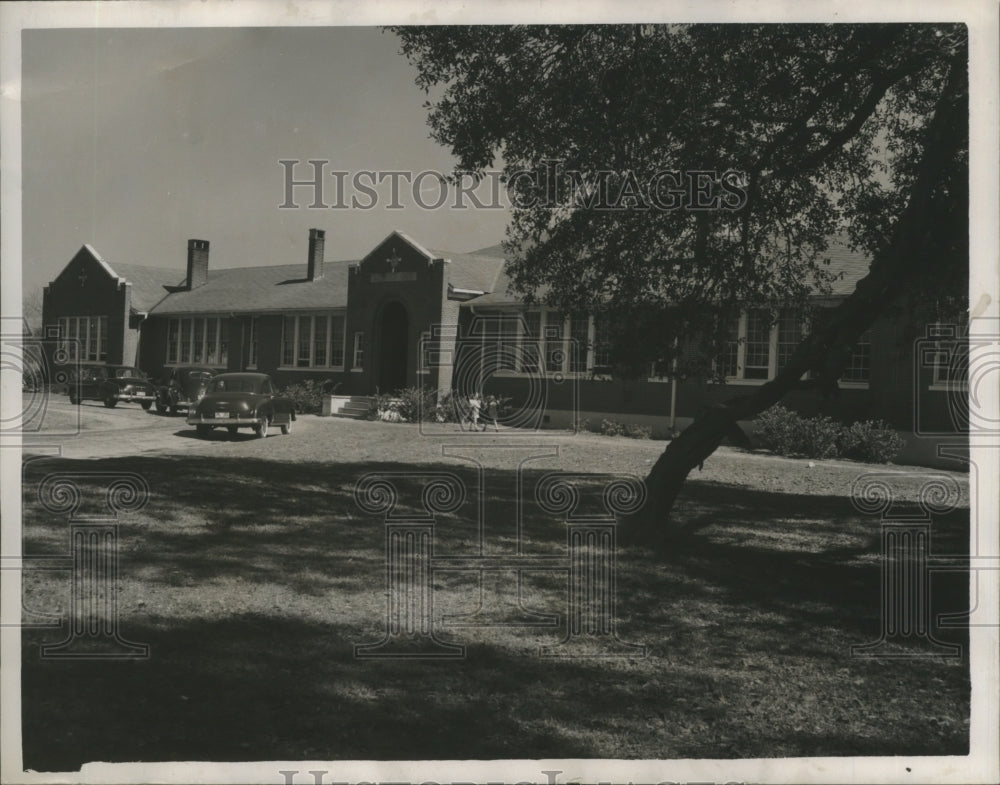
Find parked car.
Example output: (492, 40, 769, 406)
(67, 365, 156, 409)
(186, 372, 295, 438)
(155, 366, 215, 415)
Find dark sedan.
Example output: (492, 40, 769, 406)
(185, 372, 295, 438)
(68, 365, 157, 409)
(156, 366, 215, 415)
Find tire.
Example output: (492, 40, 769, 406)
(254, 417, 269, 438)
(196, 425, 211, 438)
(169, 404, 179, 416)
(103, 394, 117, 409)
(227, 425, 239, 435)
(141, 400, 153, 411)
(280, 419, 291, 435)
(68, 389, 79, 405)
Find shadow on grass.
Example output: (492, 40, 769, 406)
(19, 454, 971, 766)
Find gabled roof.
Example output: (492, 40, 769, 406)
(467, 237, 872, 306)
(109, 262, 185, 312)
(148, 261, 353, 315)
(430, 248, 507, 296)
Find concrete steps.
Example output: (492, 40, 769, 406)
(321, 395, 372, 419)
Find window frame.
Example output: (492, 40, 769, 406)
(165, 316, 230, 369)
(278, 312, 347, 371)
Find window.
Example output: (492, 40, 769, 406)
(519, 311, 542, 372)
(569, 315, 590, 373)
(743, 309, 772, 380)
(280, 314, 346, 369)
(721, 308, 870, 384)
(166, 316, 230, 367)
(57, 316, 107, 362)
(930, 321, 968, 389)
(545, 312, 566, 373)
(842, 329, 872, 383)
(353, 332, 365, 370)
(592, 313, 612, 369)
(247, 318, 258, 368)
(485, 309, 612, 377)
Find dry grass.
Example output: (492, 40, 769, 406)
(19, 419, 970, 767)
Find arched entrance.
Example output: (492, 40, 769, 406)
(377, 301, 408, 393)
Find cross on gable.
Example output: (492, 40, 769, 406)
(386, 251, 401, 273)
(78, 269, 88, 287)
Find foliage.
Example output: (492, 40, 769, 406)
(754, 405, 903, 463)
(600, 418, 626, 437)
(281, 379, 341, 415)
(840, 419, 907, 464)
(391, 24, 968, 377)
(598, 418, 653, 439)
(625, 423, 653, 440)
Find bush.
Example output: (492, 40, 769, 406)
(754, 405, 802, 455)
(366, 393, 396, 421)
(840, 420, 905, 463)
(754, 405, 903, 463)
(282, 379, 340, 414)
(625, 423, 653, 439)
(795, 415, 843, 459)
(600, 418, 626, 437)
(393, 386, 437, 423)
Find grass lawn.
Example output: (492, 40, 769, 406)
(19, 419, 970, 767)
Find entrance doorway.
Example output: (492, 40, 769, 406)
(377, 301, 408, 393)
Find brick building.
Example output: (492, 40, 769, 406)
(41, 229, 967, 436)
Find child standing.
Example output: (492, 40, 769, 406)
(484, 395, 500, 432)
(468, 393, 482, 431)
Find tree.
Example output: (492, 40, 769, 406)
(390, 24, 969, 545)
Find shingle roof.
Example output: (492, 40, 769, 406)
(108, 262, 184, 312)
(148, 261, 353, 315)
(431, 249, 507, 294)
(110, 233, 872, 316)
(467, 236, 872, 306)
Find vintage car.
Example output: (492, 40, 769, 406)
(155, 366, 215, 415)
(67, 365, 157, 409)
(186, 372, 295, 438)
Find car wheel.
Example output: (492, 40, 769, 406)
(169, 404, 179, 416)
(103, 394, 117, 409)
(141, 400, 153, 411)
(227, 425, 238, 435)
(254, 418, 269, 438)
(68, 389, 79, 405)
(196, 425, 211, 438)
(280, 420, 291, 435)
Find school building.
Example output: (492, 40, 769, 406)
(40, 228, 968, 443)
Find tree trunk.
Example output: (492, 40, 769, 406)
(621, 55, 967, 548)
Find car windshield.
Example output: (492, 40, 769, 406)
(114, 368, 144, 379)
(180, 369, 214, 382)
(209, 378, 261, 394)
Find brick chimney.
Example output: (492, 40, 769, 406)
(186, 239, 210, 290)
(307, 228, 325, 281)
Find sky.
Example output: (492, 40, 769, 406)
(20, 26, 511, 294)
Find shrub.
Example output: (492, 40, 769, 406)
(393, 386, 437, 423)
(600, 418, 626, 437)
(625, 423, 653, 439)
(754, 405, 904, 464)
(366, 393, 396, 421)
(754, 405, 803, 455)
(795, 415, 843, 459)
(282, 379, 340, 414)
(840, 420, 905, 463)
